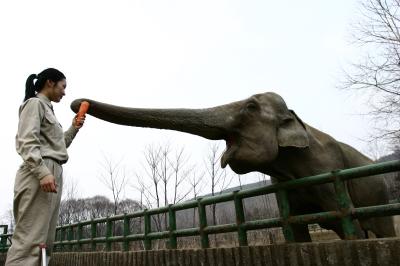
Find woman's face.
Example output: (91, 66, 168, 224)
(50, 79, 66, 102)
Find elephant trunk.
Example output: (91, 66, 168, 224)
(71, 99, 231, 140)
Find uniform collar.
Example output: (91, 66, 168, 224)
(37, 93, 54, 110)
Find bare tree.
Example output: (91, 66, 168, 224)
(131, 174, 150, 210)
(217, 167, 234, 193)
(158, 143, 172, 208)
(130, 173, 153, 249)
(256, 173, 278, 217)
(378, 147, 400, 199)
(188, 170, 205, 200)
(98, 154, 128, 215)
(143, 145, 161, 208)
(169, 147, 193, 204)
(86, 195, 114, 219)
(204, 142, 233, 245)
(62, 175, 79, 201)
(205, 143, 224, 197)
(132, 142, 194, 249)
(363, 139, 389, 160)
(140, 144, 164, 233)
(134, 143, 194, 234)
(58, 176, 80, 225)
(342, 0, 400, 144)
(188, 170, 205, 227)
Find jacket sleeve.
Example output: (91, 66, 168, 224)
(15, 99, 51, 180)
(64, 125, 79, 148)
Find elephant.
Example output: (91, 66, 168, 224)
(71, 92, 396, 242)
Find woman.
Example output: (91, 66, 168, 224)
(5, 68, 85, 266)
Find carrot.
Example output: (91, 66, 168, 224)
(77, 101, 90, 123)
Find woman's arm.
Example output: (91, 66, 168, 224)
(64, 114, 85, 148)
(16, 99, 51, 180)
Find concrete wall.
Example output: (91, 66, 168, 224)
(1, 237, 400, 266)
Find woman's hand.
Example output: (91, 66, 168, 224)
(72, 114, 85, 129)
(40, 174, 57, 193)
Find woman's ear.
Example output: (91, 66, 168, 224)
(46, 79, 55, 88)
(277, 110, 309, 148)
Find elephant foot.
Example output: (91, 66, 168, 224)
(292, 224, 312, 242)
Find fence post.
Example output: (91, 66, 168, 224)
(168, 204, 177, 249)
(60, 226, 66, 251)
(77, 223, 83, 251)
(233, 191, 248, 246)
(0, 225, 8, 249)
(197, 197, 209, 248)
(91, 219, 97, 251)
(276, 189, 295, 242)
(106, 217, 112, 251)
(144, 209, 152, 250)
(333, 173, 358, 239)
(123, 214, 130, 251)
(67, 225, 74, 251)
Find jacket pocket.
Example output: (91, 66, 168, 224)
(44, 111, 57, 124)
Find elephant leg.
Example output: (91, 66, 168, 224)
(319, 221, 344, 239)
(364, 230, 369, 239)
(319, 219, 365, 240)
(291, 224, 312, 242)
(361, 216, 397, 238)
(312, 184, 366, 239)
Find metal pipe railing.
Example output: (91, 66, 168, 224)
(0, 160, 399, 252)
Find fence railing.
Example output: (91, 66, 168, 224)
(0, 226, 9, 252)
(1, 160, 399, 252)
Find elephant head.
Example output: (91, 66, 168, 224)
(71, 92, 309, 174)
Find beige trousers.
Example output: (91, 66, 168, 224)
(5, 159, 63, 266)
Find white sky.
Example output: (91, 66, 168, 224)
(0, 0, 375, 219)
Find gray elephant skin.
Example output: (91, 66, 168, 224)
(71, 92, 396, 242)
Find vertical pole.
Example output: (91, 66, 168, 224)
(39, 243, 47, 266)
(77, 224, 83, 251)
(123, 214, 130, 251)
(106, 217, 112, 251)
(168, 204, 177, 249)
(54, 229, 63, 251)
(60, 226, 65, 251)
(233, 191, 248, 246)
(0, 225, 8, 248)
(144, 210, 151, 250)
(276, 189, 295, 242)
(67, 225, 73, 251)
(197, 198, 209, 248)
(333, 174, 358, 239)
(91, 219, 97, 251)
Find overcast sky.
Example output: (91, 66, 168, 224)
(0, 0, 376, 220)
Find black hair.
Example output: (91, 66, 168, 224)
(24, 68, 66, 102)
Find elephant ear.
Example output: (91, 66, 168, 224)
(277, 110, 309, 148)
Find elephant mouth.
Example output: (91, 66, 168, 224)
(221, 134, 240, 168)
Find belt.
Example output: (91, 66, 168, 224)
(42, 157, 65, 165)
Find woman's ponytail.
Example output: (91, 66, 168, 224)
(24, 74, 38, 102)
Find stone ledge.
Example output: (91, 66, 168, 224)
(1, 237, 399, 266)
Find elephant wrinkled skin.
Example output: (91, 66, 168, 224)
(71, 92, 396, 242)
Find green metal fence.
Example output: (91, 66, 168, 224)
(1, 160, 399, 253)
(0, 226, 9, 252)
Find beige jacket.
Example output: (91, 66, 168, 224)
(15, 93, 78, 179)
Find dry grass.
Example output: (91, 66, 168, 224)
(54, 225, 341, 252)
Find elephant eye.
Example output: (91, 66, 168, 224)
(246, 101, 258, 112)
